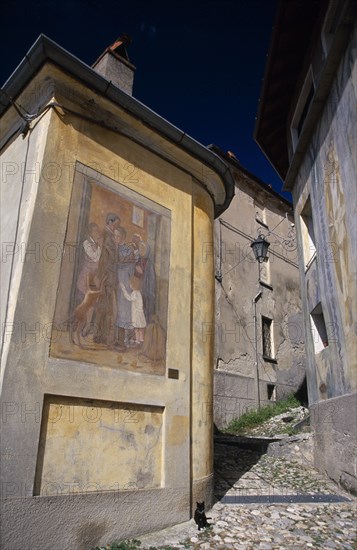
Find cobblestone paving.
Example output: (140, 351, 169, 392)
(215, 450, 339, 497)
(138, 439, 356, 550)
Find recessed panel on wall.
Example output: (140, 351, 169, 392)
(50, 164, 171, 376)
(34, 395, 164, 495)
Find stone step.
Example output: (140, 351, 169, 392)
(220, 493, 352, 504)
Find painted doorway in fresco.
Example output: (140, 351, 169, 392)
(51, 164, 171, 376)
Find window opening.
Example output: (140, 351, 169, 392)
(300, 197, 317, 268)
(310, 303, 329, 354)
(262, 316, 273, 359)
(267, 384, 276, 401)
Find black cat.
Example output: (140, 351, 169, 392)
(194, 501, 209, 530)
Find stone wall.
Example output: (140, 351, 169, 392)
(292, 23, 357, 492)
(214, 166, 306, 428)
(311, 394, 357, 495)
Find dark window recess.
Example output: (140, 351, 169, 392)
(312, 38, 325, 83)
(267, 384, 276, 401)
(259, 280, 273, 291)
(325, 2, 340, 36)
(297, 85, 315, 137)
(262, 317, 273, 358)
(255, 215, 269, 229)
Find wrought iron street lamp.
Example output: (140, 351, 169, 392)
(250, 234, 270, 263)
(251, 234, 270, 410)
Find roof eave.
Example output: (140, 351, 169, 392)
(1, 34, 234, 218)
(208, 144, 292, 207)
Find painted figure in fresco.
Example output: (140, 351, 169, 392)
(131, 233, 156, 323)
(119, 276, 147, 346)
(93, 213, 122, 348)
(139, 314, 166, 362)
(70, 274, 107, 349)
(113, 227, 137, 348)
(51, 175, 171, 375)
(76, 222, 102, 303)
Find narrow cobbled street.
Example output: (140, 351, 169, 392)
(138, 434, 356, 549)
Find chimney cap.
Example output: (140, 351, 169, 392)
(108, 33, 132, 62)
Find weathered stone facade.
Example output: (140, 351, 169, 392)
(255, 1, 357, 493)
(211, 151, 306, 429)
(292, 21, 357, 494)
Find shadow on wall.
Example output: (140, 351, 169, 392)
(294, 376, 309, 408)
(213, 380, 310, 504)
(213, 431, 266, 503)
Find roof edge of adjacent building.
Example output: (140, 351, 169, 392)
(208, 144, 292, 209)
(253, 0, 356, 190)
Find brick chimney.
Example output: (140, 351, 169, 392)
(92, 34, 136, 95)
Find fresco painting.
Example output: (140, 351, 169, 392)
(51, 170, 171, 376)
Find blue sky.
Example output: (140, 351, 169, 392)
(0, 0, 289, 198)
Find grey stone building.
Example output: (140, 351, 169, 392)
(210, 146, 306, 429)
(255, 0, 356, 493)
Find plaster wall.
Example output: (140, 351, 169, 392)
(1, 489, 189, 550)
(34, 396, 164, 495)
(191, 185, 215, 507)
(214, 170, 306, 428)
(0, 109, 51, 387)
(0, 65, 217, 547)
(292, 23, 357, 491)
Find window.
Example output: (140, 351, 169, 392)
(321, 1, 341, 55)
(254, 200, 268, 228)
(267, 384, 276, 401)
(258, 254, 273, 290)
(290, 68, 315, 152)
(310, 303, 329, 354)
(297, 85, 314, 137)
(262, 316, 274, 359)
(259, 257, 271, 286)
(311, 36, 325, 84)
(300, 197, 317, 269)
(254, 200, 271, 285)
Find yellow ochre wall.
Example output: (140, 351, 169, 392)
(1, 65, 217, 548)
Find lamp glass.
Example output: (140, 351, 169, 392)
(251, 235, 270, 263)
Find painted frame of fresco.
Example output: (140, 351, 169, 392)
(50, 163, 171, 376)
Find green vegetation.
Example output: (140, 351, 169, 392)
(224, 394, 301, 435)
(92, 540, 180, 550)
(179, 539, 192, 548)
(92, 540, 142, 550)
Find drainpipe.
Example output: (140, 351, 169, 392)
(253, 291, 262, 410)
(215, 219, 223, 282)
